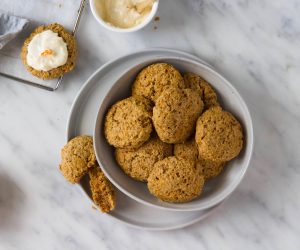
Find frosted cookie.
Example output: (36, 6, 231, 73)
(89, 166, 116, 213)
(21, 23, 76, 79)
(174, 139, 225, 180)
(147, 156, 205, 203)
(195, 107, 243, 162)
(153, 88, 203, 143)
(132, 63, 185, 102)
(104, 96, 153, 149)
(115, 136, 173, 182)
(59, 135, 96, 184)
(183, 72, 219, 110)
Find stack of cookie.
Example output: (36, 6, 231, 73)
(104, 63, 244, 203)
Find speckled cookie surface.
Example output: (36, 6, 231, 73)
(147, 156, 205, 203)
(195, 106, 243, 162)
(174, 139, 225, 180)
(183, 72, 219, 110)
(198, 155, 225, 180)
(104, 96, 153, 149)
(153, 88, 203, 143)
(115, 136, 173, 182)
(59, 135, 96, 184)
(132, 63, 185, 102)
(21, 23, 77, 79)
(89, 166, 116, 213)
(174, 139, 199, 162)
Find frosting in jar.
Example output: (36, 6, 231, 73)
(95, 0, 155, 29)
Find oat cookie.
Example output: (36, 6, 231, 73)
(89, 166, 116, 213)
(104, 96, 153, 149)
(59, 135, 96, 184)
(198, 155, 225, 180)
(21, 23, 77, 79)
(132, 63, 185, 102)
(195, 106, 243, 162)
(115, 136, 173, 182)
(174, 139, 199, 162)
(153, 88, 203, 143)
(174, 139, 225, 180)
(183, 72, 219, 110)
(147, 156, 205, 203)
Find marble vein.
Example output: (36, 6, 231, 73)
(0, 0, 300, 249)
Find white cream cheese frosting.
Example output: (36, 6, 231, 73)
(96, 0, 155, 29)
(26, 30, 68, 71)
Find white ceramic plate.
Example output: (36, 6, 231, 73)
(67, 48, 220, 230)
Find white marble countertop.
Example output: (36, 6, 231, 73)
(1, 0, 300, 249)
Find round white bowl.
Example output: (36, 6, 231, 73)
(94, 57, 254, 211)
(89, 0, 159, 33)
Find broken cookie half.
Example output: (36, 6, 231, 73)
(59, 135, 116, 213)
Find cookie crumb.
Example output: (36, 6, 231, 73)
(154, 16, 160, 21)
